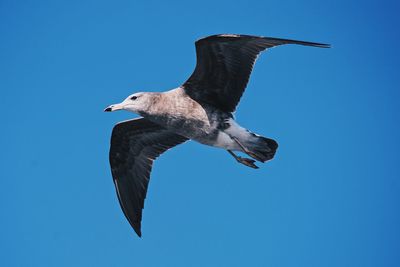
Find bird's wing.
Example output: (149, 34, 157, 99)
(182, 34, 330, 112)
(109, 118, 188, 237)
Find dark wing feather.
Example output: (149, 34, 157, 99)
(109, 118, 188, 237)
(182, 34, 330, 112)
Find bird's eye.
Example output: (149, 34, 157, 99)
(130, 96, 137, 100)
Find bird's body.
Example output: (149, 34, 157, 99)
(105, 34, 330, 237)
(136, 87, 243, 150)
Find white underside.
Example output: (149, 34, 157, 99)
(214, 118, 254, 151)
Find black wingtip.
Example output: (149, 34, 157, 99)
(134, 228, 142, 237)
(314, 43, 331, 48)
(133, 225, 142, 237)
(278, 38, 331, 48)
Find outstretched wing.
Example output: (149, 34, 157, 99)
(109, 118, 188, 237)
(182, 34, 330, 112)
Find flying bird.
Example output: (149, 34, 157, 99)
(104, 34, 330, 237)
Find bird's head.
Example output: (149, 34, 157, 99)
(104, 92, 152, 114)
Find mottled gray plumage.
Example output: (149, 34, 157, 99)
(105, 34, 330, 237)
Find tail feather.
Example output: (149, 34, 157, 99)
(248, 135, 278, 162)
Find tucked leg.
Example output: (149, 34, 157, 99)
(230, 136, 265, 162)
(227, 150, 259, 169)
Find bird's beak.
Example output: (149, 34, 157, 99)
(104, 103, 124, 112)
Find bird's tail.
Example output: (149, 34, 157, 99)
(245, 134, 278, 162)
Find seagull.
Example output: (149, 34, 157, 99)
(104, 34, 330, 237)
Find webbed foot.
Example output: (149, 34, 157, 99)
(227, 150, 259, 169)
(236, 157, 259, 169)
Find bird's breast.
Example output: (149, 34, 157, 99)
(142, 88, 233, 145)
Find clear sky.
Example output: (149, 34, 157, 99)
(1, 0, 399, 266)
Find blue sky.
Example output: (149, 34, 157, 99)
(1, 0, 399, 266)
